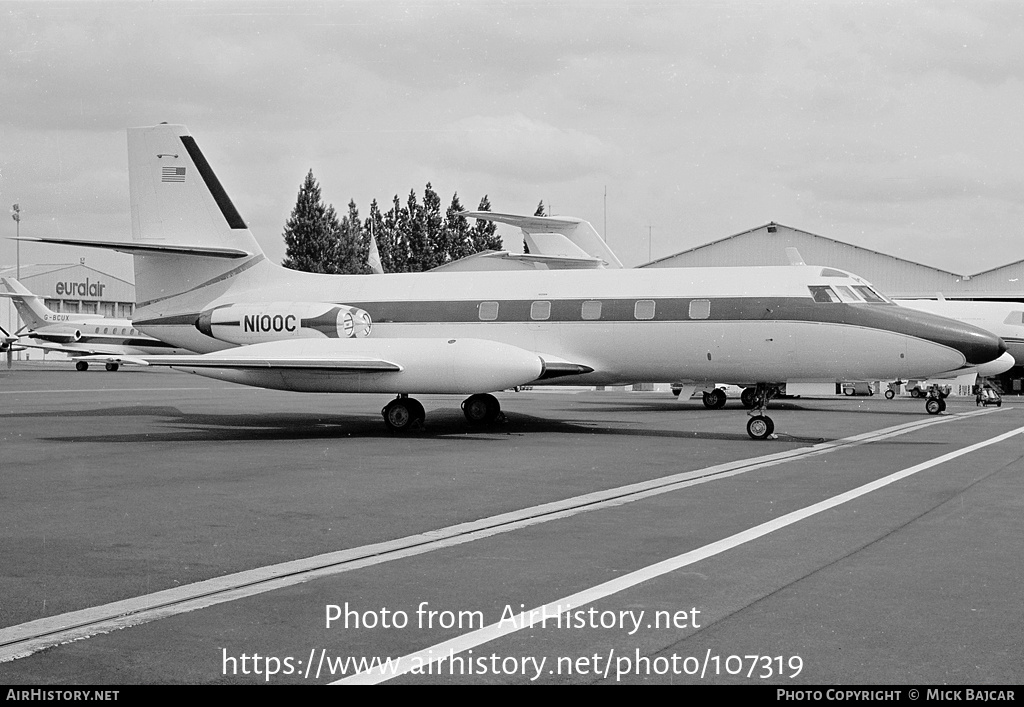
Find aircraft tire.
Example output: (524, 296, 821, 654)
(885, 389, 895, 399)
(382, 399, 416, 432)
(462, 393, 500, 425)
(740, 387, 757, 409)
(407, 398, 426, 425)
(746, 415, 774, 440)
(105, 363, 119, 372)
(76, 361, 89, 372)
(925, 398, 942, 415)
(703, 389, 727, 409)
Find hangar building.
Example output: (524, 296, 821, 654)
(640, 223, 1024, 393)
(0, 263, 135, 359)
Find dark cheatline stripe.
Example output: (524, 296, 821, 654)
(179, 135, 247, 230)
(133, 295, 1005, 364)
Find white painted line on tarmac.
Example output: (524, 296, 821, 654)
(0, 408, 1005, 663)
(338, 422, 1024, 684)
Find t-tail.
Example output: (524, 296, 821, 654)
(126, 123, 270, 313)
(0, 277, 72, 330)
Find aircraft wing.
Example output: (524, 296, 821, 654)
(134, 354, 402, 371)
(96, 338, 593, 395)
(10, 340, 118, 357)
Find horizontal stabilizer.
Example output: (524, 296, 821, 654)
(430, 250, 605, 272)
(462, 211, 623, 268)
(12, 236, 251, 259)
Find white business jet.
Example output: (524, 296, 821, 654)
(14, 123, 1006, 439)
(0, 277, 188, 370)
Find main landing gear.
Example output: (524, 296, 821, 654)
(746, 383, 779, 440)
(74, 361, 120, 372)
(381, 393, 504, 432)
(461, 393, 502, 425)
(381, 395, 426, 432)
(701, 388, 727, 409)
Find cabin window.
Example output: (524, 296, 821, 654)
(581, 300, 602, 320)
(634, 300, 656, 320)
(809, 286, 841, 303)
(851, 285, 887, 303)
(688, 299, 711, 320)
(103, 327, 109, 334)
(1004, 311, 1024, 327)
(531, 301, 551, 321)
(478, 301, 499, 321)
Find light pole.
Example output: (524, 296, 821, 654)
(11, 204, 21, 360)
(11, 203, 19, 279)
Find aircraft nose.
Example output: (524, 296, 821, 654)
(894, 307, 1007, 365)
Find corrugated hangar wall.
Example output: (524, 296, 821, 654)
(640, 223, 1023, 300)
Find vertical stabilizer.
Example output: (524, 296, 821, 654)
(127, 124, 266, 307)
(0, 277, 60, 330)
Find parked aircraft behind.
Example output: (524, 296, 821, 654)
(0, 277, 189, 370)
(14, 123, 1007, 438)
(893, 298, 1022, 368)
(0, 324, 25, 369)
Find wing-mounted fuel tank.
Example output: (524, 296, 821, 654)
(195, 302, 372, 346)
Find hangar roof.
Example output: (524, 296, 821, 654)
(639, 222, 1023, 300)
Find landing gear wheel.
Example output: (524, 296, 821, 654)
(702, 388, 727, 409)
(75, 361, 89, 372)
(382, 396, 424, 432)
(746, 415, 775, 440)
(740, 387, 757, 409)
(462, 393, 500, 425)
(105, 363, 119, 372)
(884, 389, 895, 400)
(925, 398, 944, 415)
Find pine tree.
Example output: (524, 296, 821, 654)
(470, 195, 502, 252)
(337, 199, 366, 274)
(419, 183, 445, 270)
(384, 193, 410, 273)
(282, 170, 342, 274)
(444, 193, 472, 262)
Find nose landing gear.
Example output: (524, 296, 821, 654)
(746, 383, 779, 440)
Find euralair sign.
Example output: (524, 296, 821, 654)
(55, 279, 106, 297)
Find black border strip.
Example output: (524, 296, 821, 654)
(179, 135, 248, 230)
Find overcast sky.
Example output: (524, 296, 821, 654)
(2, 0, 1023, 280)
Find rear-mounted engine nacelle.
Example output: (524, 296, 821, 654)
(40, 325, 82, 342)
(195, 302, 371, 345)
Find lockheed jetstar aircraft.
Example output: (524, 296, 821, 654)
(15, 123, 1007, 438)
(0, 277, 188, 370)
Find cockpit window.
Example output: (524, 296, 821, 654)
(851, 285, 888, 303)
(809, 286, 841, 303)
(819, 267, 848, 278)
(833, 285, 862, 303)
